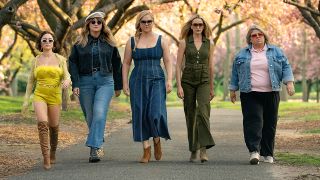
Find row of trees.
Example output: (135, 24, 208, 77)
(0, 0, 319, 103)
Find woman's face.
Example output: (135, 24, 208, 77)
(250, 29, 265, 46)
(191, 18, 204, 35)
(88, 18, 103, 33)
(139, 15, 153, 33)
(41, 33, 54, 51)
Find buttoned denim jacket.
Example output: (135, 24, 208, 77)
(229, 44, 294, 92)
(69, 35, 123, 91)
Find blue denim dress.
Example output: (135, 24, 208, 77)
(129, 35, 171, 142)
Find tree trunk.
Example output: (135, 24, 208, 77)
(317, 77, 319, 103)
(222, 32, 231, 101)
(280, 85, 288, 101)
(302, 28, 308, 102)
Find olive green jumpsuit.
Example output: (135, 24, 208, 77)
(181, 35, 215, 152)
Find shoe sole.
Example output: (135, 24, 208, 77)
(89, 158, 101, 163)
(250, 158, 259, 165)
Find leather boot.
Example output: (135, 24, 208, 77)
(153, 138, 162, 161)
(200, 147, 208, 163)
(38, 121, 51, 170)
(189, 151, 198, 162)
(139, 146, 151, 163)
(49, 125, 59, 164)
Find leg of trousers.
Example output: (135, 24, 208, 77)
(240, 92, 279, 154)
(260, 92, 280, 156)
(182, 82, 215, 152)
(79, 72, 114, 148)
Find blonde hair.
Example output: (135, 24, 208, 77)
(179, 14, 212, 40)
(77, 18, 117, 47)
(133, 10, 154, 51)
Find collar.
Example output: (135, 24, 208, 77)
(88, 34, 104, 44)
(251, 44, 267, 53)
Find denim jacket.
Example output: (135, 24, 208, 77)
(229, 44, 294, 92)
(69, 35, 123, 91)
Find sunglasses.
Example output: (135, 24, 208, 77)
(140, 20, 153, 25)
(192, 23, 204, 27)
(90, 20, 102, 25)
(41, 39, 54, 43)
(251, 33, 264, 38)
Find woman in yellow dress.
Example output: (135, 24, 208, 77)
(22, 31, 71, 170)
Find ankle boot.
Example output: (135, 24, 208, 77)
(200, 147, 208, 163)
(153, 138, 162, 160)
(49, 125, 59, 164)
(38, 121, 51, 170)
(189, 151, 198, 162)
(140, 146, 151, 163)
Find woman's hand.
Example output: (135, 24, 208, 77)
(166, 81, 172, 94)
(177, 85, 184, 99)
(230, 90, 236, 104)
(73, 88, 80, 97)
(123, 85, 130, 96)
(210, 88, 215, 101)
(62, 79, 71, 89)
(115, 90, 121, 97)
(286, 81, 295, 96)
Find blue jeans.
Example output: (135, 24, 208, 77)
(79, 72, 114, 148)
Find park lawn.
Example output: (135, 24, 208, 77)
(276, 152, 320, 166)
(278, 102, 320, 121)
(0, 96, 130, 125)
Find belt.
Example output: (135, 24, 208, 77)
(80, 67, 100, 75)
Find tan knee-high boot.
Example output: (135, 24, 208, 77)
(38, 121, 51, 170)
(49, 125, 59, 164)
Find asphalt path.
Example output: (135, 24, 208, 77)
(10, 108, 288, 180)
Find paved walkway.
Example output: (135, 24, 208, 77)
(10, 108, 288, 180)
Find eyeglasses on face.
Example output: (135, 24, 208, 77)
(90, 20, 102, 25)
(140, 20, 153, 25)
(192, 23, 204, 28)
(41, 39, 54, 43)
(251, 33, 264, 38)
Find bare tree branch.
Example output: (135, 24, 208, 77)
(283, 0, 320, 15)
(107, 0, 134, 29)
(0, 0, 28, 30)
(42, 0, 72, 25)
(213, 12, 224, 45)
(183, 0, 193, 12)
(0, 30, 18, 63)
(111, 5, 149, 34)
(155, 22, 179, 46)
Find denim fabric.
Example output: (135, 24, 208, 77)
(229, 44, 294, 92)
(69, 35, 123, 90)
(79, 72, 114, 148)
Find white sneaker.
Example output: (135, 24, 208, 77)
(249, 151, 260, 165)
(263, 156, 274, 163)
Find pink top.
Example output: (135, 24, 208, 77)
(250, 45, 272, 92)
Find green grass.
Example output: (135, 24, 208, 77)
(303, 129, 320, 134)
(0, 96, 24, 114)
(0, 96, 130, 124)
(278, 102, 320, 121)
(276, 152, 320, 166)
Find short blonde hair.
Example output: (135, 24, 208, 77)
(179, 14, 212, 40)
(246, 24, 269, 45)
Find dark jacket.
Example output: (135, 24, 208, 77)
(68, 35, 123, 91)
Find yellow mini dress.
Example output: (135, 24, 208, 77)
(33, 66, 63, 105)
(23, 53, 70, 106)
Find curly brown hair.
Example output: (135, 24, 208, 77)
(36, 31, 59, 53)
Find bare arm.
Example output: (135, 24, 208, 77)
(176, 40, 186, 99)
(122, 38, 133, 96)
(161, 37, 173, 93)
(22, 59, 36, 113)
(208, 42, 215, 100)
